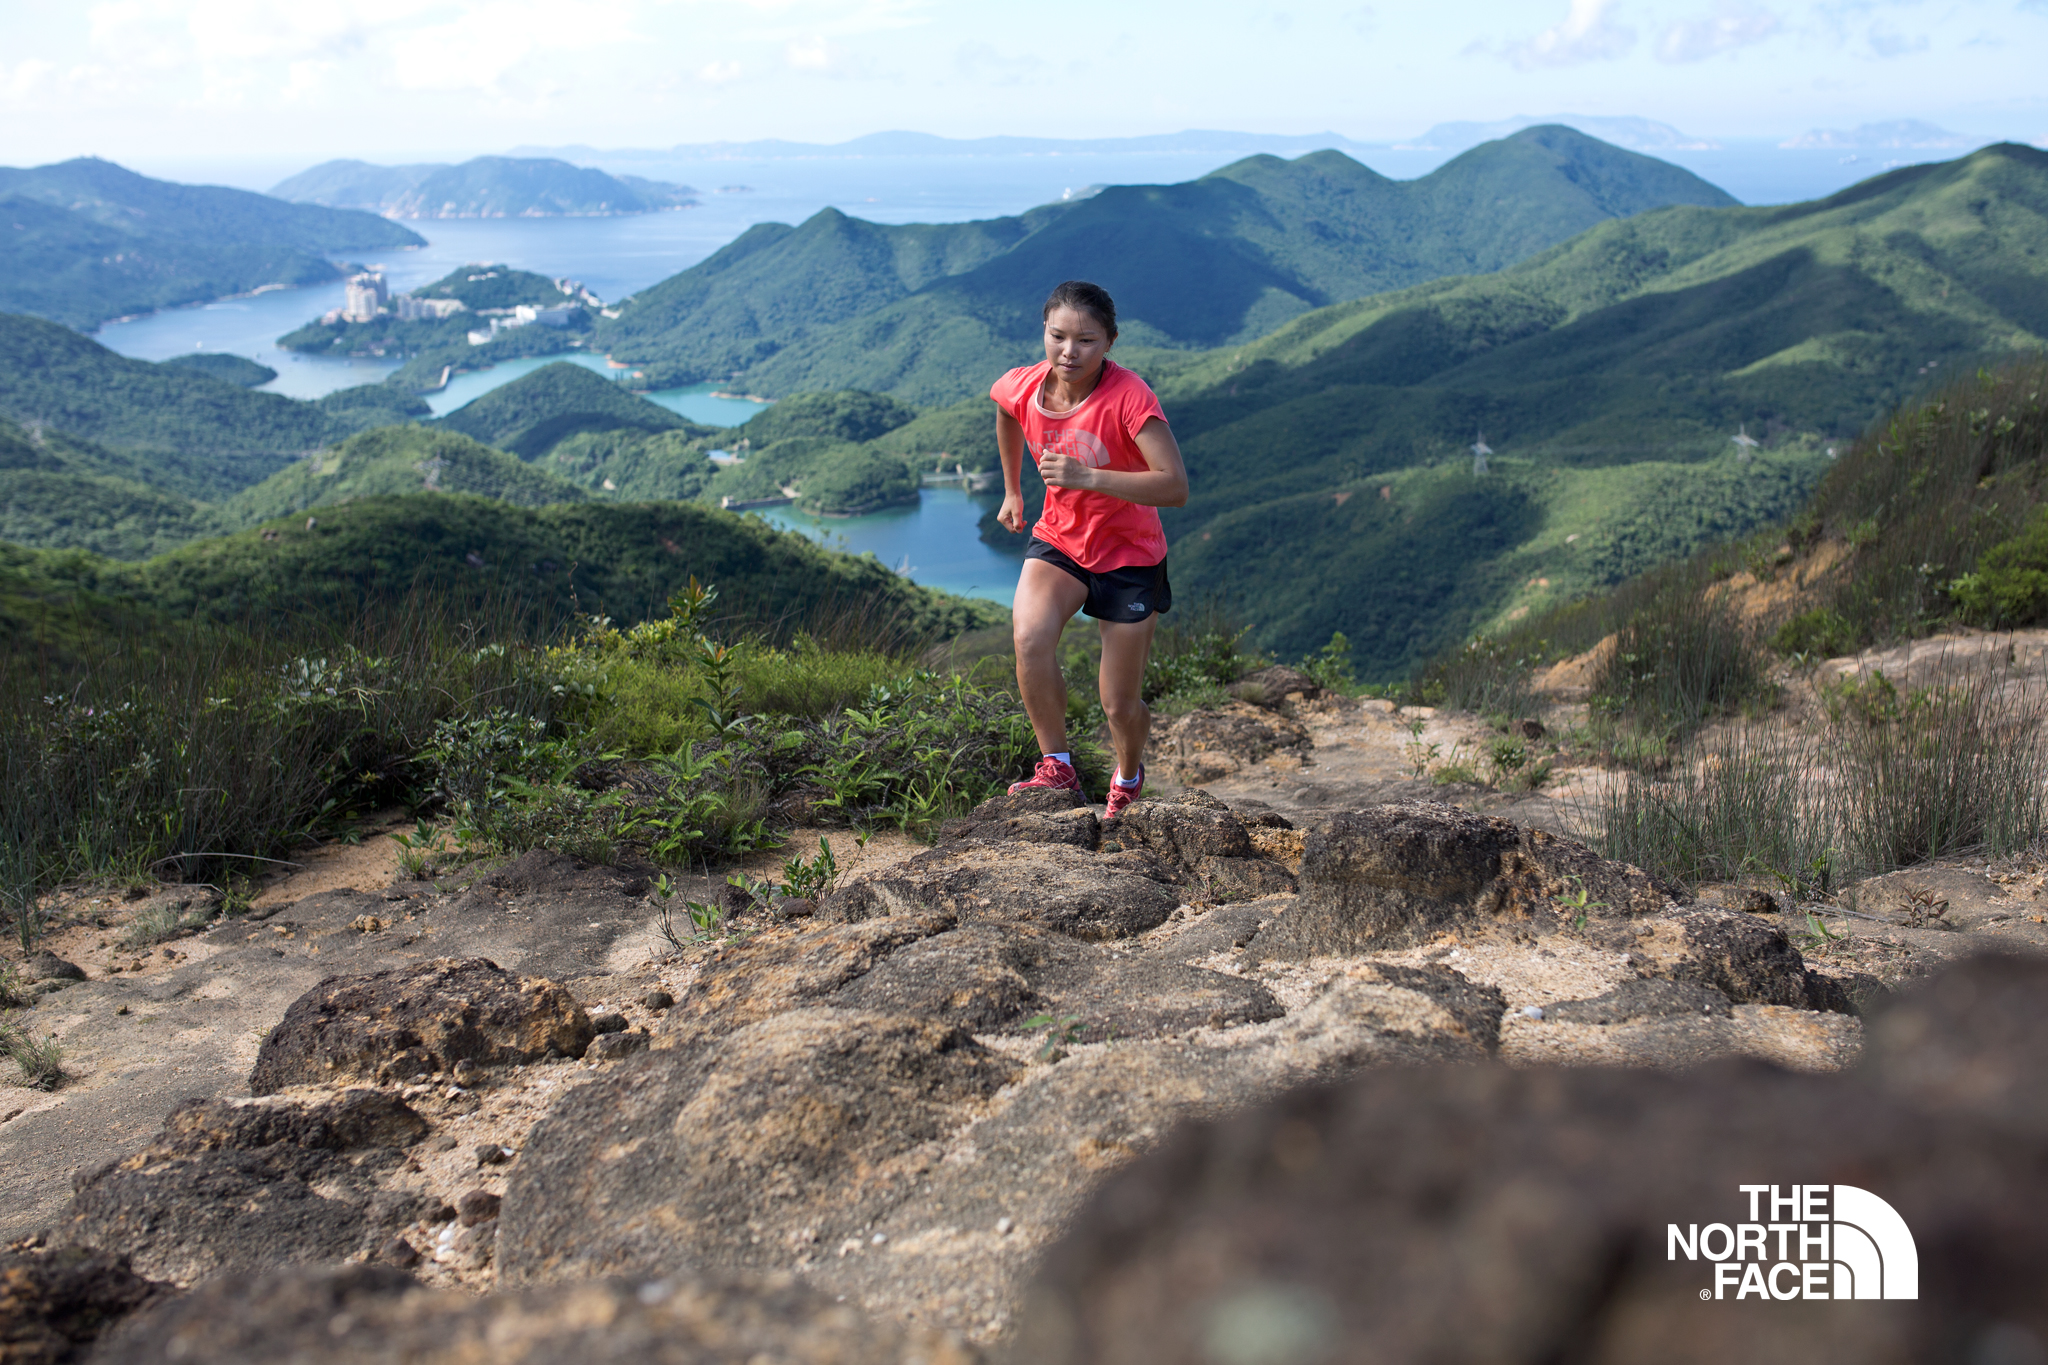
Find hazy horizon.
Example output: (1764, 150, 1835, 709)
(3, 1, 2041, 171)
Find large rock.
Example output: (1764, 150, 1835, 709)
(249, 957, 594, 1093)
(822, 843, 1181, 942)
(1014, 956, 2048, 1365)
(1229, 664, 1324, 705)
(1626, 906, 1846, 1010)
(936, 788, 1097, 849)
(1109, 789, 1255, 864)
(63, 1091, 432, 1286)
(500, 964, 1499, 1337)
(1253, 803, 1673, 957)
(498, 1009, 1020, 1287)
(89, 1264, 975, 1365)
(662, 916, 1282, 1047)
(1155, 702, 1311, 784)
(0, 1247, 170, 1365)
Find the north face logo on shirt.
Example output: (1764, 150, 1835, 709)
(1038, 428, 1111, 469)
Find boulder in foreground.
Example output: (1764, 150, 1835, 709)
(249, 956, 594, 1093)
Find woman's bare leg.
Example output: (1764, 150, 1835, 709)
(1013, 560, 1089, 756)
(1098, 615, 1158, 779)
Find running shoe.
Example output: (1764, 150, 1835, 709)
(1103, 765, 1145, 820)
(1008, 755, 1083, 795)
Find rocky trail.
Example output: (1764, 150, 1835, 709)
(4, 677, 2047, 1362)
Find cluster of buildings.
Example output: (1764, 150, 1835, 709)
(322, 265, 591, 346)
(325, 271, 468, 326)
(465, 302, 580, 346)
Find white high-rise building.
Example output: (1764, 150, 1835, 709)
(342, 272, 389, 322)
(394, 295, 466, 322)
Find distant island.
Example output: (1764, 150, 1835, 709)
(278, 262, 603, 389)
(269, 156, 697, 219)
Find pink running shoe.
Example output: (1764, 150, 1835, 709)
(1104, 765, 1145, 820)
(1009, 754, 1083, 795)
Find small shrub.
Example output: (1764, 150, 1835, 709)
(119, 897, 219, 950)
(1772, 608, 1859, 660)
(1485, 736, 1529, 781)
(1948, 504, 2048, 627)
(0, 963, 27, 1009)
(392, 821, 450, 880)
(778, 837, 839, 900)
(1154, 681, 1231, 718)
(463, 784, 622, 864)
(1297, 631, 1356, 693)
(1, 1018, 65, 1090)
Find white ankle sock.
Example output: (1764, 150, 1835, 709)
(1113, 767, 1143, 788)
(1046, 752, 1072, 767)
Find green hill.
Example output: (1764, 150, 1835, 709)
(0, 158, 423, 329)
(26, 494, 1000, 640)
(0, 416, 205, 559)
(160, 352, 278, 387)
(0, 313, 429, 499)
(211, 426, 588, 531)
(435, 362, 703, 459)
(956, 142, 2048, 672)
(271, 157, 696, 218)
(595, 127, 1738, 400)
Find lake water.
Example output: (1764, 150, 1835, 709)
(757, 487, 1016, 605)
(92, 140, 1937, 609)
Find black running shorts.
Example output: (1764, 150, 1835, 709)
(1025, 538, 1172, 623)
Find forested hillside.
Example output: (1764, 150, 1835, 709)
(0, 314, 428, 498)
(435, 363, 700, 459)
(0, 495, 1001, 655)
(595, 127, 1736, 400)
(1057, 141, 2048, 669)
(0, 158, 422, 328)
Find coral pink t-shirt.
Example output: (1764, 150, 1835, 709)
(989, 359, 1170, 572)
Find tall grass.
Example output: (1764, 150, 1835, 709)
(0, 589, 563, 934)
(1584, 667, 2048, 888)
(1591, 593, 1770, 738)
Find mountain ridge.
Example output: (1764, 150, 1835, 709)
(270, 156, 698, 218)
(595, 126, 1739, 401)
(0, 157, 423, 329)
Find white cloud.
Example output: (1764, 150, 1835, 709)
(1657, 4, 1781, 61)
(1866, 22, 1930, 56)
(785, 36, 831, 68)
(1500, 0, 1636, 69)
(0, 60, 56, 102)
(699, 59, 744, 82)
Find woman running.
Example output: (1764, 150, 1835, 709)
(992, 279, 1188, 818)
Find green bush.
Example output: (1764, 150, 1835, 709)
(1948, 504, 2048, 627)
(1771, 607, 1859, 660)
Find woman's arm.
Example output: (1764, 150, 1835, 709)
(995, 405, 1030, 532)
(1038, 417, 1188, 508)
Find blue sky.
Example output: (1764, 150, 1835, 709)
(2, 0, 2044, 165)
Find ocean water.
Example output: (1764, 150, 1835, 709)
(756, 487, 1017, 606)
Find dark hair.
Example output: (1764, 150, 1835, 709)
(1042, 280, 1117, 337)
